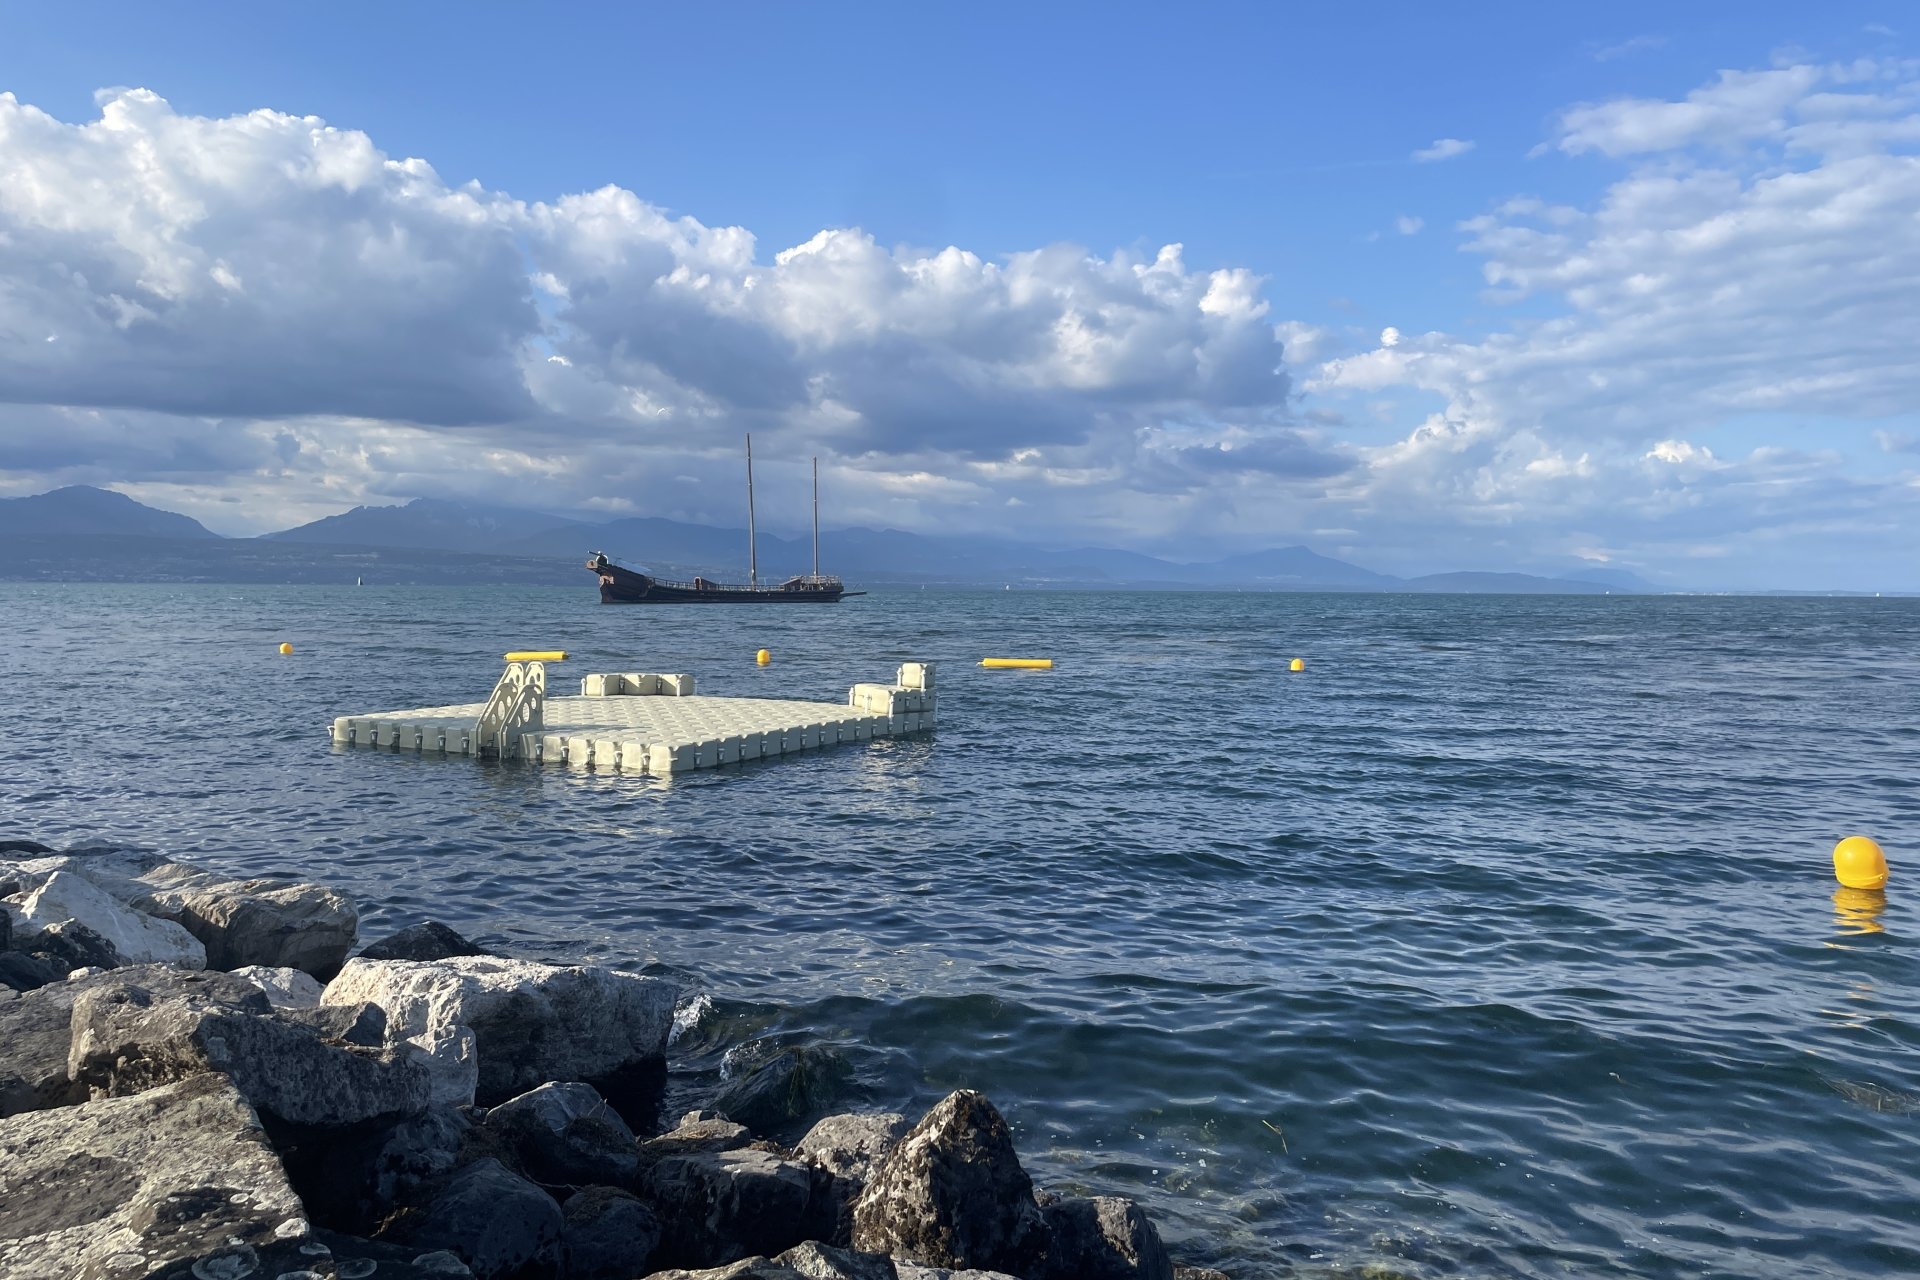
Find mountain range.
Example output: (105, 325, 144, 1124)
(0, 486, 1663, 592)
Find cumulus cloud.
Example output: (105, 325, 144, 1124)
(0, 89, 1310, 540)
(1412, 138, 1475, 162)
(1394, 215, 1424, 235)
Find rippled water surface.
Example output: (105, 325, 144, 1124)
(5, 584, 1918, 1278)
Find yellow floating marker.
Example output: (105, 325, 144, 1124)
(756, 648, 772, 666)
(1833, 835, 1889, 891)
(278, 642, 294, 656)
(981, 657, 1053, 670)
(503, 650, 569, 663)
(1289, 657, 1305, 672)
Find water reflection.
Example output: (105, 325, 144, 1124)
(1832, 887, 1887, 937)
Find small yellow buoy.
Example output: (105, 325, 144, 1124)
(756, 648, 771, 666)
(503, 651, 568, 662)
(1289, 657, 1305, 672)
(1833, 835, 1889, 891)
(980, 657, 1053, 670)
(278, 642, 294, 655)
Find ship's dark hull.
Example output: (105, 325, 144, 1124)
(591, 557, 856, 603)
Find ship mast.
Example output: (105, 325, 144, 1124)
(811, 457, 820, 579)
(745, 433, 758, 589)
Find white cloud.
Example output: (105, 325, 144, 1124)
(1394, 215, 1424, 235)
(1413, 138, 1475, 162)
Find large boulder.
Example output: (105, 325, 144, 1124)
(0, 948, 66, 992)
(323, 955, 677, 1103)
(271, 1105, 473, 1236)
(797, 1112, 910, 1246)
(1039, 1195, 1173, 1280)
(644, 1147, 827, 1269)
(777, 1240, 900, 1279)
(361, 919, 491, 962)
(68, 967, 433, 1126)
(564, 1185, 662, 1279)
(486, 1081, 641, 1188)
(0, 1073, 310, 1280)
(15, 869, 207, 967)
(387, 1155, 563, 1280)
(0, 965, 135, 1116)
(716, 1044, 855, 1136)
(849, 1091, 1048, 1276)
(231, 963, 325, 1009)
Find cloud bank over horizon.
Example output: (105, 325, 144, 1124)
(0, 62, 1915, 588)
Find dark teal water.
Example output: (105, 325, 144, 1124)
(4, 585, 1918, 1278)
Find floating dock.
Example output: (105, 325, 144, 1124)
(329, 660, 935, 775)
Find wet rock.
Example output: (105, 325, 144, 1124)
(644, 1146, 826, 1268)
(716, 1044, 855, 1136)
(323, 954, 677, 1103)
(16, 869, 207, 967)
(0, 837, 54, 856)
(0, 1073, 309, 1280)
(1039, 1195, 1173, 1280)
(777, 1239, 900, 1279)
(486, 1081, 640, 1188)
(563, 1185, 662, 1279)
(361, 919, 492, 962)
(387, 1155, 563, 1280)
(1171, 1267, 1232, 1280)
(798, 1111, 911, 1241)
(68, 967, 432, 1126)
(231, 963, 326, 1009)
(642, 1112, 755, 1159)
(849, 1091, 1047, 1276)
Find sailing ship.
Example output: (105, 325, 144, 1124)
(587, 436, 861, 604)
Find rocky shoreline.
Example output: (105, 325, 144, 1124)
(1, 840, 1231, 1280)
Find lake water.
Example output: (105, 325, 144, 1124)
(4, 584, 1918, 1278)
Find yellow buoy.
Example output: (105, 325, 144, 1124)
(1289, 657, 1305, 672)
(981, 657, 1053, 670)
(1833, 835, 1889, 891)
(503, 650, 568, 663)
(278, 642, 294, 656)
(756, 648, 771, 666)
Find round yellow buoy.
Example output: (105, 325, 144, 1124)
(1833, 835, 1889, 891)
(1289, 657, 1305, 672)
(278, 642, 294, 655)
(756, 648, 771, 666)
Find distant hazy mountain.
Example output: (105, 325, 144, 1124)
(1402, 571, 1613, 594)
(265, 497, 594, 553)
(0, 485, 1681, 592)
(0, 485, 219, 539)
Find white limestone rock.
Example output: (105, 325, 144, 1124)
(230, 963, 325, 1009)
(322, 955, 677, 1102)
(16, 870, 207, 968)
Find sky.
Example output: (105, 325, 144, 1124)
(0, 2, 1915, 590)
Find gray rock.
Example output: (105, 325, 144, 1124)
(361, 919, 491, 962)
(403, 1020, 483, 1108)
(134, 860, 359, 977)
(30, 918, 124, 972)
(68, 967, 432, 1126)
(0, 898, 8, 949)
(388, 1155, 563, 1280)
(777, 1239, 900, 1279)
(1171, 1268, 1233, 1280)
(645, 1147, 826, 1268)
(849, 1091, 1047, 1276)
(230, 963, 326, 1009)
(797, 1112, 910, 1247)
(323, 954, 677, 1103)
(564, 1185, 662, 1280)
(1039, 1195, 1173, 1280)
(893, 1268, 1023, 1280)
(0, 838, 54, 855)
(642, 1259, 807, 1280)
(0, 947, 66, 992)
(274, 1105, 473, 1235)
(487, 1081, 640, 1189)
(0, 965, 133, 1116)
(0, 1073, 310, 1280)
(642, 1113, 754, 1159)
(17, 869, 208, 967)
(716, 1045, 855, 1136)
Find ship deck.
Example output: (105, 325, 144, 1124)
(328, 665, 935, 776)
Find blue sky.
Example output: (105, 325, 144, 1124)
(1, 2, 1915, 588)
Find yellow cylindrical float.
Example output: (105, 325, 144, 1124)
(1833, 835, 1889, 891)
(278, 642, 294, 655)
(503, 650, 569, 662)
(981, 657, 1053, 669)
(1289, 657, 1305, 672)
(756, 648, 771, 666)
